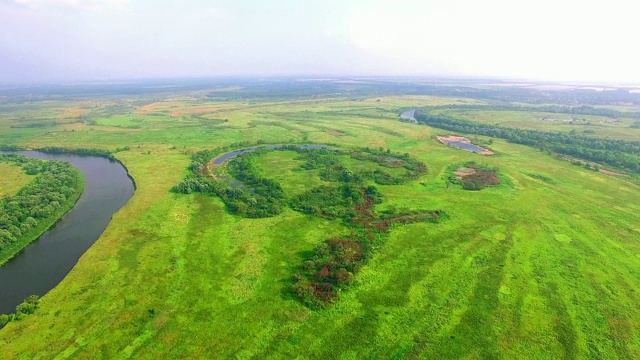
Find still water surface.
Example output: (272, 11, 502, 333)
(0, 151, 134, 314)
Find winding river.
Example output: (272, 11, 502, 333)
(0, 151, 134, 315)
(213, 144, 332, 165)
(400, 109, 418, 123)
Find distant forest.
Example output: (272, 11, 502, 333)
(1, 78, 640, 106)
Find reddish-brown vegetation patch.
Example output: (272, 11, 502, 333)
(58, 107, 90, 118)
(437, 135, 469, 143)
(326, 130, 345, 136)
(136, 102, 239, 115)
(463, 170, 501, 189)
(292, 184, 441, 308)
(600, 169, 629, 177)
(450, 163, 501, 190)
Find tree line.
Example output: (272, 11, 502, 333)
(415, 110, 640, 173)
(423, 103, 640, 119)
(37, 147, 116, 160)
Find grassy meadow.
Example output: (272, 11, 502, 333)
(0, 93, 639, 358)
(0, 163, 33, 197)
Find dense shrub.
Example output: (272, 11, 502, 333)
(447, 162, 501, 191)
(292, 238, 364, 307)
(0, 144, 25, 151)
(0, 295, 40, 327)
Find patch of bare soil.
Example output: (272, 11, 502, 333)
(600, 169, 629, 177)
(206, 160, 219, 180)
(454, 167, 476, 179)
(292, 130, 303, 136)
(437, 135, 470, 143)
(555, 153, 629, 177)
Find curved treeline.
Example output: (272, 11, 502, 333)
(0, 154, 84, 265)
(37, 146, 116, 160)
(423, 103, 640, 119)
(298, 147, 427, 185)
(173, 149, 287, 218)
(415, 110, 640, 173)
(173, 145, 429, 218)
(224, 151, 287, 217)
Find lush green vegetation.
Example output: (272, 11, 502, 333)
(0, 296, 40, 327)
(0, 154, 84, 265)
(173, 148, 287, 218)
(173, 145, 428, 218)
(37, 146, 117, 160)
(0, 83, 639, 358)
(290, 181, 441, 307)
(0, 144, 25, 151)
(428, 107, 640, 141)
(446, 162, 502, 190)
(0, 163, 33, 197)
(416, 110, 640, 173)
(175, 145, 438, 306)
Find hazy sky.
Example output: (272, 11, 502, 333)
(1, 0, 638, 84)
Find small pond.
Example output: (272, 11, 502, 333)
(445, 141, 488, 154)
(213, 144, 333, 165)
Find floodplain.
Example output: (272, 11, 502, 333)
(0, 81, 639, 359)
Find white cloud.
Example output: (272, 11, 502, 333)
(323, 28, 335, 38)
(348, 0, 640, 82)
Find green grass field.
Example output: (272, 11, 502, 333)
(0, 94, 639, 358)
(0, 163, 33, 197)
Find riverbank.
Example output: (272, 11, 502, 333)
(0, 152, 135, 315)
(0, 156, 85, 266)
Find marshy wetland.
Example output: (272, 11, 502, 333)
(0, 82, 639, 359)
